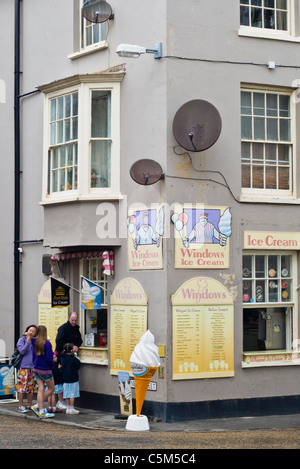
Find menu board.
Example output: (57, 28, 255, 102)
(110, 278, 148, 375)
(110, 305, 147, 374)
(38, 303, 68, 349)
(38, 279, 68, 349)
(172, 277, 234, 380)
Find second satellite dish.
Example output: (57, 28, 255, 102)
(82, 0, 113, 23)
(130, 159, 164, 186)
(172, 99, 222, 152)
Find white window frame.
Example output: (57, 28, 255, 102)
(41, 74, 123, 204)
(68, 0, 109, 59)
(240, 84, 296, 201)
(242, 251, 297, 355)
(238, 0, 300, 42)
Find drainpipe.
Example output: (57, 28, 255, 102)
(14, 0, 21, 345)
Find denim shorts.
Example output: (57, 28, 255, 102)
(34, 371, 53, 382)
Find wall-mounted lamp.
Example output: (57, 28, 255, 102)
(116, 42, 162, 59)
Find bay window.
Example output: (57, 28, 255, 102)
(40, 73, 123, 203)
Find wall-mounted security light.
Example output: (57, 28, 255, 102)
(116, 42, 162, 59)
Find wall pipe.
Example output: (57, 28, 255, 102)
(14, 0, 21, 345)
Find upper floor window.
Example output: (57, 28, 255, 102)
(40, 73, 124, 203)
(240, 0, 288, 32)
(241, 87, 293, 197)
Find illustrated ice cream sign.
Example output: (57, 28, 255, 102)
(172, 205, 232, 269)
(0, 366, 15, 395)
(127, 207, 164, 270)
(81, 277, 101, 309)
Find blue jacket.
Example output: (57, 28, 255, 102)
(61, 354, 81, 383)
(31, 338, 54, 371)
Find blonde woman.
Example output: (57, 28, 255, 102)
(31, 325, 55, 418)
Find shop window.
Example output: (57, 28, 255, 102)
(241, 87, 293, 197)
(80, 257, 108, 348)
(242, 253, 294, 352)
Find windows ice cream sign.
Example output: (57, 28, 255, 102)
(172, 205, 232, 269)
(127, 207, 164, 270)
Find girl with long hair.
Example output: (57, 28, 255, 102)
(31, 325, 55, 418)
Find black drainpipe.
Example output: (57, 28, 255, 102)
(14, 0, 21, 345)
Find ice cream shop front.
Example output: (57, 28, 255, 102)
(38, 202, 300, 423)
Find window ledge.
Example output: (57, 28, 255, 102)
(68, 41, 108, 60)
(238, 27, 300, 43)
(239, 194, 300, 204)
(40, 192, 124, 206)
(242, 350, 300, 368)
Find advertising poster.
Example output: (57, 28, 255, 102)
(172, 204, 232, 269)
(80, 276, 102, 310)
(172, 277, 234, 379)
(118, 371, 132, 415)
(110, 278, 148, 375)
(127, 206, 164, 270)
(0, 365, 15, 396)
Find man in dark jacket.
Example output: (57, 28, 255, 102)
(55, 312, 82, 357)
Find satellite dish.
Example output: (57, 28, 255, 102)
(130, 159, 164, 185)
(172, 99, 222, 152)
(82, 0, 113, 23)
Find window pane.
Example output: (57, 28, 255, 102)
(50, 123, 56, 145)
(60, 146, 65, 167)
(267, 118, 278, 140)
(278, 144, 289, 164)
(279, 95, 290, 117)
(267, 94, 277, 117)
(279, 119, 290, 141)
(65, 94, 71, 118)
(255, 255, 265, 277)
(252, 165, 264, 188)
(254, 117, 265, 139)
(241, 6, 250, 25)
(265, 143, 276, 164)
(251, 7, 262, 27)
(252, 142, 264, 162)
(241, 142, 251, 162)
(57, 97, 63, 119)
(241, 116, 252, 139)
(241, 92, 252, 115)
(91, 140, 111, 188)
(256, 280, 265, 302)
(277, 10, 287, 30)
(72, 116, 78, 140)
(264, 9, 275, 28)
(50, 99, 56, 122)
(253, 93, 264, 115)
(72, 93, 78, 116)
(52, 170, 58, 193)
(65, 118, 70, 142)
(242, 165, 251, 187)
(91, 91, 111, 138)
(266, 165, 276, 188)
(278, 166, 289, 189)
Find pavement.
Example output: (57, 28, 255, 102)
(2, 399, 300, 433)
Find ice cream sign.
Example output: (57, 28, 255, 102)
(81, 277, 101, 309)
(244, 231, 300, 250)
(172, 205, 232, 269)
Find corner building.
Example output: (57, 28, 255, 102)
(1, 0, 300, 421)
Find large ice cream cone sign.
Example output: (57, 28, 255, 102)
(130, 364, 158, 416)
(126, 330, 160, 431)
(81, 277, 101, 309)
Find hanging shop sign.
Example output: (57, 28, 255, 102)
(172, 277, 234, 380)
(127, 206, 164, 270)
(172, 205, 232, 269)
(244, 231, 300, 250)
(80, 276, 102, 310)
(51, 277, 70, 307)
(38, 279, 69, 349)
(110, 278, 147, 375)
